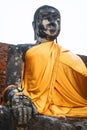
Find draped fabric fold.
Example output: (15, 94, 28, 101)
(22, 42, 87, 117)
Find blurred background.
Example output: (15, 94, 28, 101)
(0, 0, 87, 55)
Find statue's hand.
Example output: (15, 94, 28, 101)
(11, 94, 33, 127)
(3, 86, 38, 128)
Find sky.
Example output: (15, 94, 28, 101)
(0, 0, 87, 55)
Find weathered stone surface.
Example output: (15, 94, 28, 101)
(0, 43, 10, 93)
(1, 111, 87, 130)
(5, 44, 34, 87)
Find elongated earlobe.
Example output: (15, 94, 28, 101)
(32, 21, 36, 40)
(32, 21, 34, 29)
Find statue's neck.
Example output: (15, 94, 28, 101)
(36, 37, 54, 44)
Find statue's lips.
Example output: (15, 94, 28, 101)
(49, 28, 56, 34)
(46, 23, 57, 34)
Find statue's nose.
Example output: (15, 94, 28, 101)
(48, 16, 55, 22)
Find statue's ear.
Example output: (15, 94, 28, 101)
(32, 21, 35, 30)
(32, 21, 37, 40)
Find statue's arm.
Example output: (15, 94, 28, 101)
(0, 43, 37, 129)
(78, 54, 87, 67)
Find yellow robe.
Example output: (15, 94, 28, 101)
(22, 41, 87, 117)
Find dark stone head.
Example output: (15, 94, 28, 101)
(32, 5, 61, 41)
